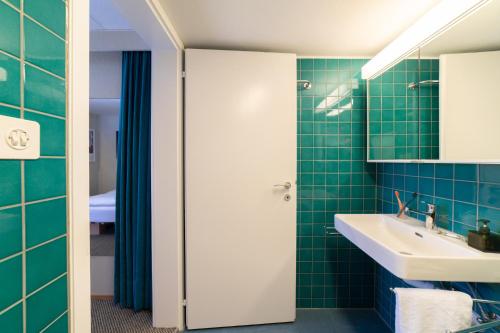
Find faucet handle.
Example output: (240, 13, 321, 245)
(426, 203, 435, 214)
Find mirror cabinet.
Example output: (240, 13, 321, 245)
(366, 0, 500, 162)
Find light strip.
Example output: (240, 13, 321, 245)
(361, 0, 491, 79)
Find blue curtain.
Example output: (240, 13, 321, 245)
(114, 51, 152, 311)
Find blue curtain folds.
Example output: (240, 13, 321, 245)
(114, 51, 152, 311)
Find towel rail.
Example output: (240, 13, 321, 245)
(389, 288, 500, 305)
(324, 226, 341, 236)
(389, 288, 500, 333)
(446, 319, 500, 333)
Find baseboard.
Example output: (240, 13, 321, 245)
(91, 295, 113, 300)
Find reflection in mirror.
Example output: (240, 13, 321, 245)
(368, 50, 439, 160)
(419, 0, 500, 161)
(368, 0, 500, 162)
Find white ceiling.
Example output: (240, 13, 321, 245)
(421, 0, 500, 56)
(90, 0, 130, 31)
(89, 0, 149, 51)
(158, 0, 441, 56)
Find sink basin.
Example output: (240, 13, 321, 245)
(334, 214, 500, 282)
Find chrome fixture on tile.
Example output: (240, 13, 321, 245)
(407, 79, 439, 90)
(297, 80, 312, 90)
(396, 192, 436, 230)
(325, 226, 340, 236)
(404, 202, 436, 230)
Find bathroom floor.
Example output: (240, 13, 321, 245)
(187, 309, 391, 333)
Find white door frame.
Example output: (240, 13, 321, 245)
(68, 0, 185, 330)
(68, 0, 91, 332)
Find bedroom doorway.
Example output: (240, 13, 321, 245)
(88, 0, 159, 331)
(89, 51, 121, 297)
(89, 51, 120, 300)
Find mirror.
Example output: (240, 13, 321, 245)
(367, 0, 500, 162)
(368, 50, 439, 160)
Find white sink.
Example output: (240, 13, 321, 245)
(334, 214, 500, 283)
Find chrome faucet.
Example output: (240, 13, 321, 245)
(396, 192, 437, 230)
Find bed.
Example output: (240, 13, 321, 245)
(90, 190, 116, 223)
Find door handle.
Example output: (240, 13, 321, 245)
(274, 182, 291, 190)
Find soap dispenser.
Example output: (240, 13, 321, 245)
(467, 219, 500, 252)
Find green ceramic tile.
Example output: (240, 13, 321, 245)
(300, 59, 313, 70)
(0, 255, 22, 311)
(43, 313, 68, 333)
(26, 237, 67, 294)
(24, 111, 66, 156)
(0, 54, 21, 107)
(0, 303, 22, 333)
(24, 64, 66, 117)
(4, 0, 20, 8)
(0, 161, 21, 207)
(24, 18, 65, 78)
(0, 1, 20, 57)
(0, 105, 20, 118)
(298, 58, 375, 308)
(326, 59, 338, 70)
(25, 158, 66, 202)
(26, 275, 67, 333)
(24, 0, 66, 39)
(0, 207, 22, 259)
(26, 198, 66, 248)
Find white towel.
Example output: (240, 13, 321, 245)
(395, 288, 473, 333)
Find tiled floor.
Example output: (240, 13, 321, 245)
(187, 309, 391, 333)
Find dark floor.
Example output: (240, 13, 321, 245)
(91, 299, 177, 333)
(187, 309, 391, 333)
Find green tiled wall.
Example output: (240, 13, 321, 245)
(0, 0, 68, 332)
(368, 59, 439, 160)
(297, 58, 377, 308)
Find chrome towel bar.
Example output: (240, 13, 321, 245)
(324, 226, 340, 236)
(297, 80, 312, 90)
(407, 79, 439, 90)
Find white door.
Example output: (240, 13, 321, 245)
(185, 49, 296, 330)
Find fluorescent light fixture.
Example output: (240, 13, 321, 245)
(361, 0, 491, 79)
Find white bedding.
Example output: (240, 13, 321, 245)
(90, 190, 116, 207)
(90, 190, 116, 223)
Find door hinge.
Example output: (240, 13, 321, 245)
(182, 299, 187, 307)
(182, 71, 186, 78)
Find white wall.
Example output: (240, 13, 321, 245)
(91, 256, 114, 296)
(89, 51, 121, 195)
(89, 111, 119, 195)
(89, 113, 99, 195)
(90, 51, 122, 99)
(91, 30, 149, 51)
